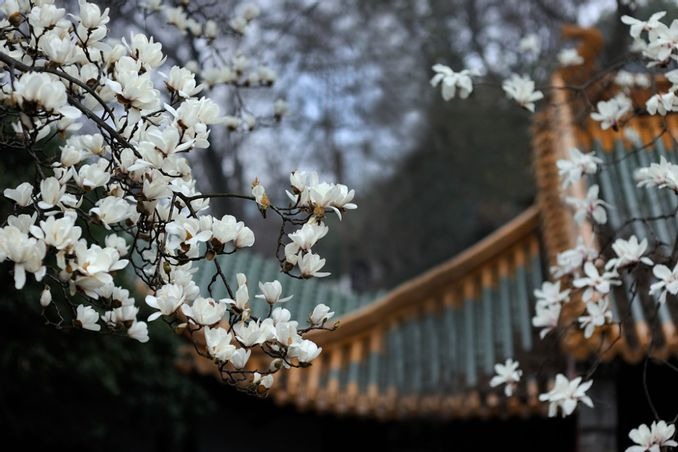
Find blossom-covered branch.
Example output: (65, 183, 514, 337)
(0, 0, 356, 396)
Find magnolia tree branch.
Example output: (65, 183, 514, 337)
(432, 6, 678, 443)
(0, 1, 356, 396)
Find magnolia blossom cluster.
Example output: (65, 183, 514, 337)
(487, 12, 678, 429)
(620, 11, 678, 118)
(626, 420, 677, 452)
(139, 0, 287, 131)
(489, 359, 595, 420)
(0, 0, 355, 394)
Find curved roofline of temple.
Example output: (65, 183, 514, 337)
(307, 206, 541, 346)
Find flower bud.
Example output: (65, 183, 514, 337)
(268, 358, 283, 372)
(40, 286, 52, 307)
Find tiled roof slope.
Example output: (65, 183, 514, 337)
(188, 208, 556, 419)
(268, 207, 558, 419)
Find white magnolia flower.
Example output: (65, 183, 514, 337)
(573, 261, 621, 302)
(556, 147, 602, 188)
(297, 252, 330, 278)
(606, 236, 653, 270)
(123, 32, 166, 69)
(251, 181, 269, 209)
(234, 319, 275, 346)
(549, 233, 598, 277)
(165, 66, 203, 98)
(77, 0, 110, 30)
(274, 99, 288, 117)
(230, 347, 251, 369)
(41, 33, 79, 65)
(4, 182, 34, 207)
(253, 372, 274, 389)
(558, 48, 584, 66)
(635, 156, 678, 192)
(146, 283, 187, 321)
(38, 177, 67, 210)
(626, 420, 677, 452)
(288, 339, 322, 363)
(164, 6, 188, 31)
(13, 72, 80, 119)
(222, 273, 250, 312)
(255, 281, 293, 305)
(621, 11, 667, 39)
(642, 25, 678, 66)
(565, 184, 610, 225)
(127, 321, 149, 343)
(76, 304, 101, 331)
(168, 97, 224, 127)
(284, 243, 301, 266)
(519, 34, 541, 55)
(166, 214, 212, 250)
(204, 326, 236, 362)
(287, 222, 329, 252)
(239, 3, 261, 21)
(108, 286, 135, 307)
(30, 214, 81, 251)
(502, 74, 543, 112)
(272, 307, 292, 324)
(105, 57, 159, 111)
(210, 215, 244, 245)
(73, 159, 111, 190)
(539, 374, 593, 418)
(532, 302, 561, 339)
(578, 298, 613, 338)
(29, 4, 67, 29)
(287, 170, 319, 205)
(90, 196, 136, 228)
(0, 225, 47, 289)
(646, 91, 676, 116)
(430, 64, 474, 100)
(308, 182, 357, 219)
(590, 94, 632, 130)
(60, 145, 85, 167)
(73, 243, 128, 298)
(105, 234, 129, 257)
(534, 281, 570, 307)
(7, 214, 37, 235)
(275, 320, 301, 346)
(650, 262, 678, 303)
(489, 358, 522, 397)
(309, 303, 334, 325)
(615, 70, 651, 89)
(40, 286, 52, 307)
(181, 297, 226, 326)
(230, 16, 248, 34)
(102, 305, 138, 324)
(234, 225, 255, 248)
(134, 127, 194, 166)
(204, 20, 218, 39)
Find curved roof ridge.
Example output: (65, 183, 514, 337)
(308, 205, 541, 345)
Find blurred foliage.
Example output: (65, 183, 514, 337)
(331, 87, 533, 290)
(0, 282, 215, 450)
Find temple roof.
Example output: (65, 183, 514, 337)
(185, 27, 678, 420)
(189, 207, 558, 419)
